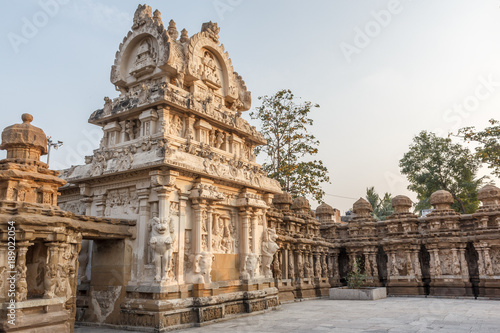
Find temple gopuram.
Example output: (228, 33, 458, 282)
(1, 4, 500, 333)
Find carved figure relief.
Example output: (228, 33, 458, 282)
(261, 228, 279, 278)
(241, 253, 258, 280)
(190, 252, 214, 284)
(169, 115, 183, 136)
(104, 188, 139, 217)
(130, 37, 158, 78)
(149, 217, 175, 282)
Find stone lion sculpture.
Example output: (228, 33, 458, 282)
(149, 217, 173, 282)
(261, 228, 279, 278)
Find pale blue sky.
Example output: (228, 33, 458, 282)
(1, 0, 499, 212)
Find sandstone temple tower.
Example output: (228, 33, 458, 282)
(59, 4, 282, 329)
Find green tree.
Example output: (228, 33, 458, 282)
(399, 131, 483, 214)
(250, 89, 330, 202)
(457, 119, 500, 177)
(366, 187, 394, 220)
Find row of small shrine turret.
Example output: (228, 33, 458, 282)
(265, 185, 500, 298)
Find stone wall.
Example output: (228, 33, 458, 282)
(268, 185, 500, 300)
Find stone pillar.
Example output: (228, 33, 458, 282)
(288, 248, 295, 280)
(156, 186, 172, 221)
(131, 188, 150, 283)
(451, 248, 461, 276)
(192, 200, 207, 255)
(458, 246, 469, 279)
(94, 194, 106, 217)
(321, 253, 327, 278)
(177, 192, 189, 284)
(364, 251, 372, 276)
(207, 207, 213, 252)
(405, 249, 414, 276)
(82, 197, 92, 216)
(296, 249, 304, 279)
(156, 106, 171, 135)
(348, 251, 357, 272)
(239, 208, 251, 261)
(119, 120, 126, 143)
(331, 250, 340, 279)
(412, 249, 422, 278)
(477, 244, 494, 276)
(251, 210, 259, 255)
(430, 248, 441, 276)
(0, 242, 8, 301)
(15, 242, 30, 302)
(282, 248, 288, 280)
(314, 253, 321, 278)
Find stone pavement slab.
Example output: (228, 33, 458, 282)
(75, 297, 500, 333)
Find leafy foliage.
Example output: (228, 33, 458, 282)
(366, 187, 394, 220)
(346, 258, 367, 289)
(250, 89, 330, 202)
(399, 131, 483, 214)
(457, 119, 500, 178)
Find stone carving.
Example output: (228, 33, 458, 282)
(288, 251, 295, 279)
(116, 147, 133, 171)
(201, 21, 220, 43)
(132, 4, 152, 30)
(104, 188, 139, 217)
(305, 256, 313, 278)
(272, 252, 282, 278)
(241, 253, 259, 280)
(78, 240, 90, 284)
(261, 228, 279, 278)
(191, 251, 214, 284)
(169, 114, 183, 136)
(91, 152, 107, 176)
(149, 217, 175, 282)
(296, 252, 304, 279)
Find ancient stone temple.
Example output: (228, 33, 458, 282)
(2, 4, 500, 333)
(58, 4, 282, 330)
(0, 114, 134, 332)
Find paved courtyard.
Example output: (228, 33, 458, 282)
(75, 297, 500, 333)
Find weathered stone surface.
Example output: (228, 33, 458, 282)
(329, 287, 387, 300)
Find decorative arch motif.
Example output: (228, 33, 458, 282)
(186, 30, 250, 110)
(110, 6, 170, 90)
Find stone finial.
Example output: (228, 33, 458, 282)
(180, 28, 189, 43)
(392, 195, 412, 214)
(201, 21, 220, 43)
(291, 197, 311, 212)
(273, 192, 292, 204)
(316, 202, 334, 216)
(0, 113, 48, 161)
(153, 9, 162, 24)
(353, 197, 373, 217)
(132, 4, 153, 30)
(0, 114, 66, 205)
(430, 190, 454, 210)
(478, 184, 500, 207)
(168, 19, 179, 40)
